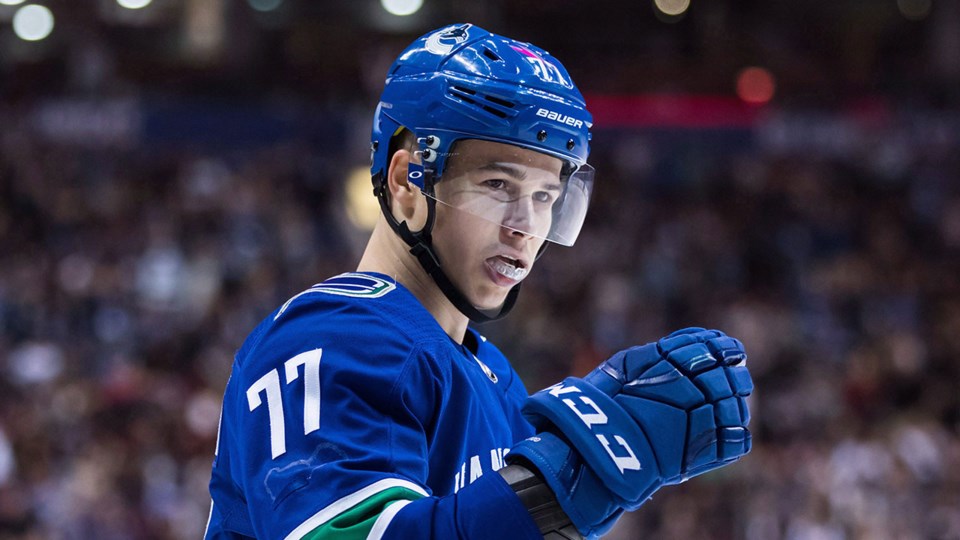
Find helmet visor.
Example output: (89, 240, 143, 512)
(420, 141, 594, 247)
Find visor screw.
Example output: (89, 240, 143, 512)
(566, 139, 575, 150)
(537, 130, 547, 142)
(422, 148, 437, 162)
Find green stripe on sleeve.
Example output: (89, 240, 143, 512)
(300, 486, 425, 540)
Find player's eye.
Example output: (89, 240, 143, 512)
(482, 179, 507, 190)
(533, 191, 555, 204)
(481, 179, 520, 202)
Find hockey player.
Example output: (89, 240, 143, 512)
(205, 23, 753, 539)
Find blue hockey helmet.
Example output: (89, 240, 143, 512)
(371, 23, 594, 247)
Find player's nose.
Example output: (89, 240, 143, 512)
(500, 197, 537, 235)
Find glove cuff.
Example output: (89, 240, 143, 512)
(522, 377, 659, 504)
(508, 432, 623, 538)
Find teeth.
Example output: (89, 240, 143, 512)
(491, 258, 528, 281)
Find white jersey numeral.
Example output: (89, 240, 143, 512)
(246, 349, 324, 459)
(285, 349, 323, 436)
(247, 369, 286, 459)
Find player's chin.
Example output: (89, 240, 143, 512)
(469, 282, 515, 311)
(471, 292, 512, 312)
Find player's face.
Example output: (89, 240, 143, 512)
(430, 140, 564, 310)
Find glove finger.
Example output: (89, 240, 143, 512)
(583, 362, 627, 396)
(711, 396, 751, 461)
(684, 402, 752, 480)
(693, 367, 734, 401)
(737, 395, 751, 426)
(666, 342, 717, 375)
(706, 335, 747, 365)
(684, 404, 718, 478)
(726, 364, 754, 396)
(714, 396, 743, 427)
(621, 360, 705, 409)
(621, 343, 664, 380)
(584, 343, 660, 393)
(660, 328, 728, 352)
(658, 332, 700, 355)
(718, 426, 751, 460)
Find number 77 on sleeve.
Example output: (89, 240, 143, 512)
(246, 349, 323, 459)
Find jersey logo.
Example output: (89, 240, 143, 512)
(275, 273, 396, 320)
(472, 355, 498, 384)
(313, 273, 397, 298)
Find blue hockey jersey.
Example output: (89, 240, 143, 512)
(205, 272, 541, 539)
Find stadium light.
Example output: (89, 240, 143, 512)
(381, 0, 423, 17)
(0, 0, 26, 6)
(12, 4, 54, 42)
(654, 0, 690, 17)
(117, 0, 152, 8)
(736, 66, 776, 105)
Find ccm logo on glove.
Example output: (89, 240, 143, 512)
(548, 383, 641, 474)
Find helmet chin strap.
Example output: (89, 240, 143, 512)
(373, 166, 521, 324)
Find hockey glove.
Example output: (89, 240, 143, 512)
(509, 328, 753, 537)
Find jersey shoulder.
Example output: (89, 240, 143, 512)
(232, 272, 454, 392)
(275, 272, 400, 317)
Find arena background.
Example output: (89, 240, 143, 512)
(1, 0, 959, 538)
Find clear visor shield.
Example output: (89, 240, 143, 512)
(415, 156, 595, 247)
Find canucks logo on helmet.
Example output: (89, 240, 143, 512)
(425, 24, 473, 55)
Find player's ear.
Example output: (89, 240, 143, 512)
(386, 148, 427, 226)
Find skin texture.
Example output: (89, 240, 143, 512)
(357, 139, 563, 343)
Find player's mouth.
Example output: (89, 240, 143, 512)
(485, 255, 528, 286)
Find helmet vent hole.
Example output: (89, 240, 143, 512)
(482, 106, 508, 118)
(449, 86, 515, 119)
(484, 94, 515, 108)
(452, 85, 477, 96)
(451, 86, 480, 107)
(483, 48, 502, 61)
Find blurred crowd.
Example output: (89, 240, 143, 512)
(2, 2, 960, 538)
(2, 97, 958, 539)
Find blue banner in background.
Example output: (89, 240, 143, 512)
(29, 97, 345, 151)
